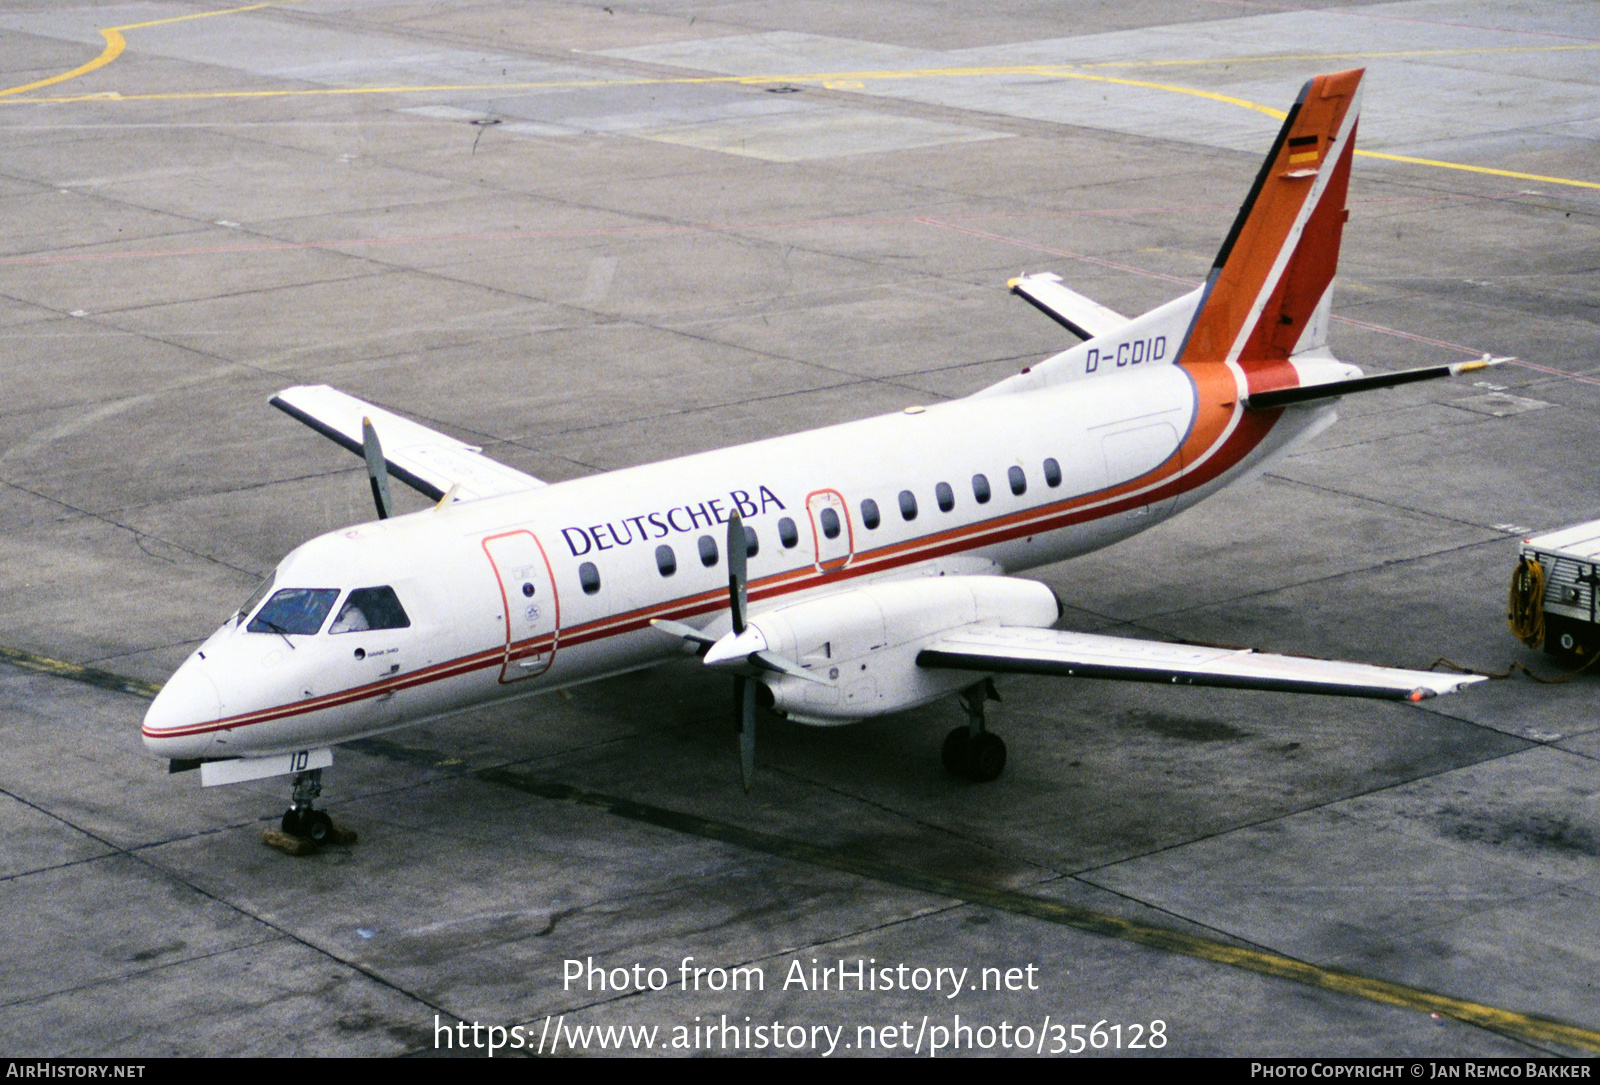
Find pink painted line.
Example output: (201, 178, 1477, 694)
(916, 217, 1200, 287)
(919, 218, 1600, 390)
(1332, 315, 1600, 387)
(1185, 0, 1600, 43)
(0, 192, 1518, 269)
(0, 222, 701, 266)
(0, 207, 1236, 268)
(12, 191, 1590, 389)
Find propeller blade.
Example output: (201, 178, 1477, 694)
(649, 618, 718, 649)
(362, 417, 394, 520)
(752, 650, 834, 686)
(734, 673, 756, 792)
(727, 510, 748, 634)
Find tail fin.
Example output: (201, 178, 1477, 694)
(1177, 69, 1363, 384)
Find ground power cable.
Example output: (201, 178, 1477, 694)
(1429, 557, 1600, 684)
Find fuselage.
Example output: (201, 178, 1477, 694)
(142, 355, 1343, 761)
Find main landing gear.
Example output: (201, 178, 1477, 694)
(942, 679, 1007, 783)
(262, 769, 357, 855)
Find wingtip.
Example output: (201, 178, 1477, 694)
(1450, 353, 1516, 375)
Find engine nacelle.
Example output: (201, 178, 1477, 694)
(748, 575, 1059, 724)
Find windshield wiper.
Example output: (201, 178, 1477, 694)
(257, 618, 298, 650)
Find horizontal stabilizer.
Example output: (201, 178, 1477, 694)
(1245, 355, 1510, 410)
(272, 385, 545, 503)
(918, 626, 1486, 700)
(1008, 273, 1130, 340)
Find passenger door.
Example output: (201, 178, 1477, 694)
(805, 489, 855, 573)
(482, 530, 560, 682)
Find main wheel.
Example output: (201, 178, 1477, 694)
(966, 733, 1007, 783)
(941, 727, 972, 776)
(281, 808, 307, 838)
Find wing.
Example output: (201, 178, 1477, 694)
(1008, 272, 1130, 340)
(271, 384, 546, 502)
(918, 626, 1486, 701)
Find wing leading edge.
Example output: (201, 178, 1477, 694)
(272, 385, 545, 503)
(918, 626, 1485, 701)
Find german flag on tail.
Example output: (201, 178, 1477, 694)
(1177, 69, 1364, 388)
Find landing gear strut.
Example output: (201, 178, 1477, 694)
(280, 769, 333, 843)
(261, 769, 356, 855)
(942, 679, 1006, 782)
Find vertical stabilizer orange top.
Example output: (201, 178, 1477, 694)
(1178, 69, 1364, 390)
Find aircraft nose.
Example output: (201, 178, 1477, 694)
(141, 659, 222, 758)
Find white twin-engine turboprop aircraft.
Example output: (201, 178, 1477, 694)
(146, 68, 1498, 843)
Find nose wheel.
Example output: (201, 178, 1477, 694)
(942, 680, 1007, 782)
(263, 769, 358, 855)
(282, 806, 333, 843)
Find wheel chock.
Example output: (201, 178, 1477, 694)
(325, 824, 359, 846)
(262, 828, 317, 856)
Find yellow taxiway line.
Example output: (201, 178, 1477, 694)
(0, 2, 279, 100)
(0, 644, 165, 698)
(2, 638, 1596, 1054)
(4, 26, 1595, 1048)
(3, 7, 1597, 192)
(485, 765, 1600, 1056)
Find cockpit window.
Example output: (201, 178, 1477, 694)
(329, 586, 411, 634)
(248, 588, 339, 636)
(235, 574, 275, 626)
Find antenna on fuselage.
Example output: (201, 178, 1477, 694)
(361, 417, 394, 520)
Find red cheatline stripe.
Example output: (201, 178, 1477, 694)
(147, 378, 1285, 741)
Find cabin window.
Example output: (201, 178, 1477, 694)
(655, 544, 677, 577)
(329, 586, 410, 633)
(778, 517, 799, 548)
(743, 526, 760, 556)
(1008, 465, 1027, 495)
(898, 490, 918, 521)
(699, 534, 719, 567)
(935, 482, 954, 512)
(861, 498, 880, 530)
(579, 562, 601, 595)
(819, 507, 841, 539)
(1043, 457, 1062, 488)
(249, 588, 339, 636)
(972, 474, 991, 504)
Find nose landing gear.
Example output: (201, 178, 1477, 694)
(283, 768, 333, 843)
(942, 679, 1007, 782)
(262, 769, 358, 855)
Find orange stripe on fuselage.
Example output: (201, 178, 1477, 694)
(145, 374, 1295, 744)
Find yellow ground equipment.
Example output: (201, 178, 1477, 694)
(1513, 521, 1600, 664)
